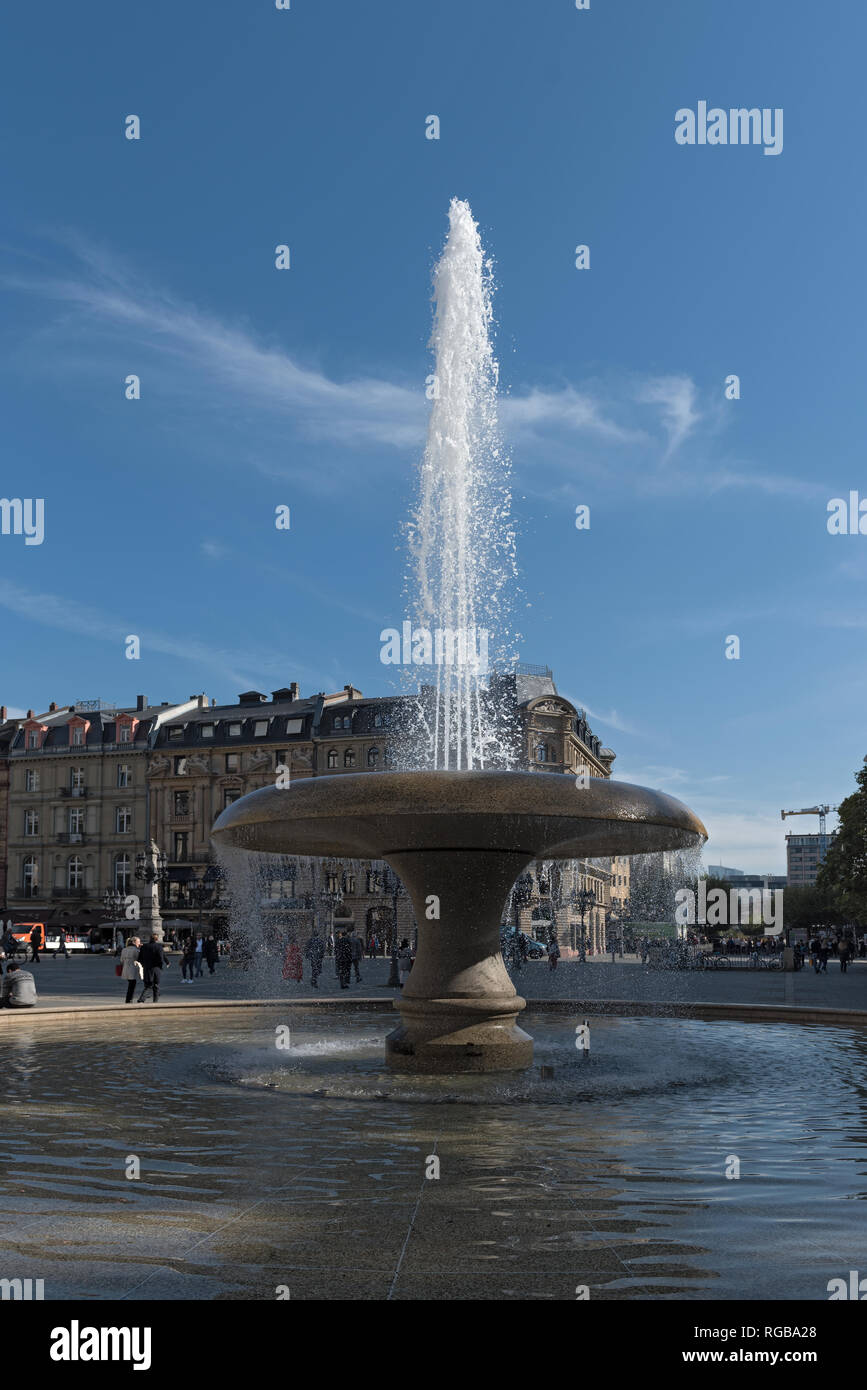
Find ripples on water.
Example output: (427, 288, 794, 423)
(2, 1012, 866, 1300)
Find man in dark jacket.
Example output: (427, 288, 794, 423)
(203, 936, 219, 975)
(304, 931, 326, 988)
(347, 927, 364, 983)
(138, 937, 169, 1002)
(29, 924, 42, 965)
(334, 930, 353, 989)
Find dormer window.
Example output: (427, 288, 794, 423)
(118, 724, 131, 744)
(201, 724, 215, 739)
(72, 726, 84, 746)
(229, 723, 242, 737)
(254, 720, 269, 737)
(28, 731, 39, 749)
(168, 728, 183, 742)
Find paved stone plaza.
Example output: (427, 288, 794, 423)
(9, 952, 867, 1015)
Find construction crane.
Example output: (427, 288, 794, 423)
(780, 805, 838, 835)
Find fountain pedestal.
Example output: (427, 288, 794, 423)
(383, 848, 533, 1072)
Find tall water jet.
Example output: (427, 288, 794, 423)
(406, 198, 517, 770)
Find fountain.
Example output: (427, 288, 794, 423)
(211, 200, 707, 1072)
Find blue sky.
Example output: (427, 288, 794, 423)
(0, 0, 863, 871)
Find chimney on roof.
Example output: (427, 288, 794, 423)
(0, 707, 6, 722)
(27, 709, 33, 719)
(136, 696, 147, 711)
(344, 684, 362, 700)
(49, 702, 57, 712)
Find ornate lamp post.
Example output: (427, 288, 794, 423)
(574, 886, 597, 963)
(321, 874, 344, 974)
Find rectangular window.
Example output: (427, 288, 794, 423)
(28, 731, 39, 748)
(201, 724, 215, 739)
(68, 808, 85, 835)
(285, 719, 303, 734)
(71, 767, 85, 789)
(72, 726, 83, 745)
(116, 806, 132, 833)
(225, 754, 240, 773)
(228, 723, 242, 737)
(118, 725, 131, 744)
(117, 764, 131, 788)
(25, 769, 39, 791)
(174, 791, 190, 815)
(174, 832, 189, 861)
(173, 756, 187, 774)
(168, 727, 183, 741)
(24, 810, 39, 835)
(254, 720, 269, 737)
(224, 789, 241, 808)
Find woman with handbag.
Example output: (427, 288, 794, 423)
(119, 936, 142, 1003)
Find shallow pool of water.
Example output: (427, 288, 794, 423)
(1, 1010, 865, 1300)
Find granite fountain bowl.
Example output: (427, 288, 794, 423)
(211, 770, 707, 1074)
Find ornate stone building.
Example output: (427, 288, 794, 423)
(3, 696, 204, 928)
(1, 668, 622, 954)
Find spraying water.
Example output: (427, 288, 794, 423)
(406, 198, 518, 769)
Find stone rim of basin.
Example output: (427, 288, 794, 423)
(210, 769, 707, 859)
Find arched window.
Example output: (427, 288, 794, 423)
(114, 854, 131, 893)
(344, 749, 355, 768)
(67, 856, 83, 889)
(327, 749, 338, 769)
(367, 747, 379, 768)
(22, 855, 38, 896)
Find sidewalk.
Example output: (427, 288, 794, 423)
(5, 953, 866, 1016)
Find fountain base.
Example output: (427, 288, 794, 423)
(385, 994, 533, 1073)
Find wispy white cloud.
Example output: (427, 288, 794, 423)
(635, 375, 700, 456)
(0, 580, 328, 692)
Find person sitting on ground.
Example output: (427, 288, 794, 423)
(0, 961, 37, 1008)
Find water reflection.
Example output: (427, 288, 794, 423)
(1, 1012, 865, 1300)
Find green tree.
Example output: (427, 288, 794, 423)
(782, 885, 844, 932)
(816, 756, 867, 924)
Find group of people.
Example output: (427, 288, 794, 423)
(117, 932, 219, 1002)
(808, 935, 855, 974)
(280, 927, 415, 989)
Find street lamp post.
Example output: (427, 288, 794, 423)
(380, 866, 404, 988)
(574, 887, 596, 963)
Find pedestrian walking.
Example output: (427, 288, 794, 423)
(547, 935, 561, 971)
(29, 924, 41, 965)
(137, 937, 169, 1002)
(397, 938, 413, 987)
(120, 936, 142, 1003)
(334, 929, 353, 989)
(282, 938, 303, 983)
(180, 937, 197, 983)
(193, 933, 205, 977)
(203, 935, 219, 975)
(53, 927, 70, 961)
(348, 927, 364, 983)
(838, 938, 852, 974)
(304, 931, 325, 988)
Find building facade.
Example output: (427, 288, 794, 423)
(4, 696, 205, 929)
(786, 832, 835, 887)
(1, 668, 621, 953)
